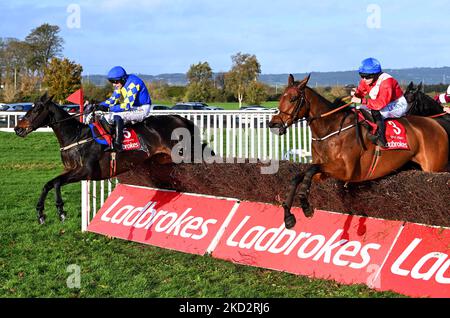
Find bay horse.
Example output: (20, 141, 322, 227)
(14, 93, 208, 224)
(268, 74, 449, 229)
(404, 81, 450, 140)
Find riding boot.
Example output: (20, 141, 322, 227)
(371, 110, 388, 147)
(113, 115, 124, 152)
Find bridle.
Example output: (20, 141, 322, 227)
(272, 88, 309, 130)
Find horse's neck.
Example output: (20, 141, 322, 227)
(418, 93, 444, 115)
(306, 87, 347, 135)
(49, 105, 89, 146)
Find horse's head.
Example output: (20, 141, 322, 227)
(404, 81, 445, 116)
(404, 81, 423, 104)
(268, 74, 311, 135)
(14, 93, 55, 137)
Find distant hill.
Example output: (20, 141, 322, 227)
(83, 67, 450, 87)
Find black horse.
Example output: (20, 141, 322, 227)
(404, 81, 450, 141)
(14, 93, 209, 224)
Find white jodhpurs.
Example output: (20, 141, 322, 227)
(359, 96, 409, 118)
(103, 104, 152, 124)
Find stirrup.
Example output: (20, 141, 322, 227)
(367, 134, 378, 144)
(376, 139, 388, 148)
(113, 143, 123, 152)
(104, 146, 115, 152)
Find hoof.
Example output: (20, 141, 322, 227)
(302, 205, 314, 218)
(38, 215, 46, 225)
(284, 214, 296, 229)
(59, 213, 67, 222)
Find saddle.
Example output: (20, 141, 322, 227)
(353, 109, 410, 150)
(88, 118, 143, 151)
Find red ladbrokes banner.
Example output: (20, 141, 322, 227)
(378, 223, 450, 297)
(212, 202, 403, 286)
(88, 185, 450, 297)
(87, 184, 237, 255)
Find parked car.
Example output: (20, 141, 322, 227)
(206, 106, 224, 110)
(239, 105, 272, 111)
(172, 103, 210, 111)
(238, 105, 275, 127)
(4, 103, 34, 112)
(150, 104, 171, 111)
(177, 102, 209, 107)
(0, 103, 33, 125)
(61, 104, 80, 114)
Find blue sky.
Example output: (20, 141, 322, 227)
(1, 0, 450, 76)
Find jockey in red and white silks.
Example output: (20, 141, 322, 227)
(434, 85, 450, 107)
(351, 57, 407, 147)
(354, 72, 409, 118)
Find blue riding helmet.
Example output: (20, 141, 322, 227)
(358, 58, 382, 74)
(107, 66, 128, 81)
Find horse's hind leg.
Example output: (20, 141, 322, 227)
(298, 164, 321, 218)
(283, 172, 305, 229)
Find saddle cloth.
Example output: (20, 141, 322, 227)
(88, 121, 142, 151)
(356, 110, 409, 150)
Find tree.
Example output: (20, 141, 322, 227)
(185, 62, 217, 102)
(0, 38, 30, 101)
(225, 52, 261, 107)
(147, 81, 170, 101)
(82, 81, 112, 104)
(43, 58, 82, 103)
(25, 23, 64, 73)
(246, 81, 268, 105)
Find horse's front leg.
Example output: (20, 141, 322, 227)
(36, 170, 85, 224)
(282, 172, 305, 229)
(36, 179, 53, 224)
(298, 164, 321, 218)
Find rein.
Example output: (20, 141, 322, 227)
(49, 109, 92, 126)
(429, 112, 448, 118)
(278, 91, 360, 142)
(60, 138, 94, 151)
(310, 101, 354, 120)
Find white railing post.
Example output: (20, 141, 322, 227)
(81, 180, 90, 232)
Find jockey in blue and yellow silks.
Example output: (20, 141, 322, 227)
(101, 67, 151, 111)
(99, 66, 152, 151)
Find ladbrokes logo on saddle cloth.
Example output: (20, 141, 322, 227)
(383, 120, 409, 150)
(122, 128, 141, 151)
(89, 122, 141, 151)
(87, 184, 237, 255)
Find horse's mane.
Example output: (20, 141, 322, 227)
(45, 100, 73, 119)
(305, 86, 348, 110)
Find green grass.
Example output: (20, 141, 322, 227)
(0, 132, 403, 298)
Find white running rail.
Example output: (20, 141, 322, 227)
(0, 111, 52, 132)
